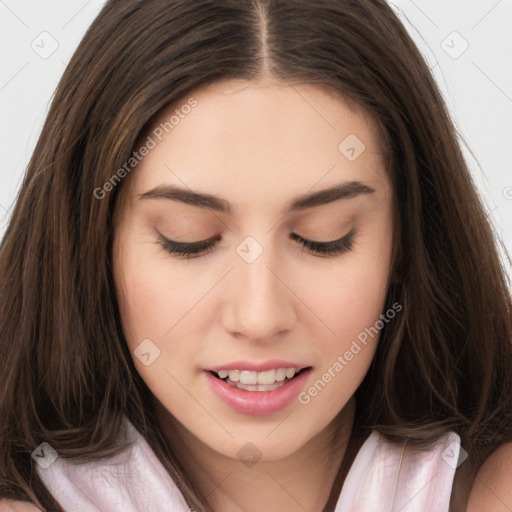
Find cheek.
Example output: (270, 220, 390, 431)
(296, 251, 393, 416)
(302, 270, 386, 393)
(113, 243, 199, 395)
(306, 229, 393, 340)
(113, 236, 179, 347)
(114, 219, 198, 319)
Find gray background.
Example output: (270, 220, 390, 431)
(1, 0, 511, 281)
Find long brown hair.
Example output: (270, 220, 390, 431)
(1, 0, 511, 510)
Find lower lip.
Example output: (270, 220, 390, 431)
(204, 368, 312, 416)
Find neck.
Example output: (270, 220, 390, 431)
(154, 398, 356, 512)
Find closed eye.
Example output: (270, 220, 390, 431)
(156, 228, 357, 259)
(291, 227, 356, 257)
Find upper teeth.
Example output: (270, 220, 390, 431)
(216, 368, 301, 384)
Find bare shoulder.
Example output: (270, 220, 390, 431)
(466, 441, 512, 511)
(0, 501, 41, 511)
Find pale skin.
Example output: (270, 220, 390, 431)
(113, 78, 394, 511)
(3, 79, 511, 511)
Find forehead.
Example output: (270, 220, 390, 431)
(124, 78, 390, 211)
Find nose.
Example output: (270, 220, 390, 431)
(221, 248, 297, 342)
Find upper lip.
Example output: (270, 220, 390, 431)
(205, 360, 311, 372)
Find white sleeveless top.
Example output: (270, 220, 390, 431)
(36, 417, 461, 511)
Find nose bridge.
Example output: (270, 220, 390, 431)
(240, 251, 279, 304)
(223, 235, 295, 339)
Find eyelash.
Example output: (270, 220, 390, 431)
(157, 228, 356, 259)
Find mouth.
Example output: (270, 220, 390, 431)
(204, 365, 313, 415)
(208, 367, 311, 392)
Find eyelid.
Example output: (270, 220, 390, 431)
(156, 228, 356, 258)
(291, 227, 356, 245)
(291, 227, 356, 256)
(156, 231, 221, 256)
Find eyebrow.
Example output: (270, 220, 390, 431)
(138, 181, 376, 215)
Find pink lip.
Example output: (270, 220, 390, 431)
(205, 359, 309, 372)
(204, 367, 312, 416)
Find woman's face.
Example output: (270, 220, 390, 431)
(113, 78, 395, 462)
